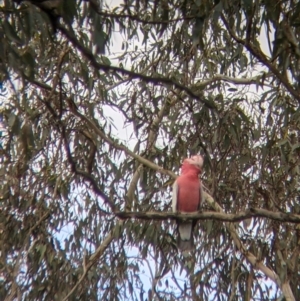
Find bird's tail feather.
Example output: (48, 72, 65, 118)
(178, 238, 193, 251)
(178, 222, 193, 251)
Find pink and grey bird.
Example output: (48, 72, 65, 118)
(172, 155, 204, 251)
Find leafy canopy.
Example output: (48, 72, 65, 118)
(1, 0, 300, 300)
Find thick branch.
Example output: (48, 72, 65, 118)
(115, 208, 300, 223)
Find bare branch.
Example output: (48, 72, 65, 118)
(115, 207, 300, 223)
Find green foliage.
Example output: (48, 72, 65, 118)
(0, 0, 300, 300)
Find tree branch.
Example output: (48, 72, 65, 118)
(115, 208, 300, 223)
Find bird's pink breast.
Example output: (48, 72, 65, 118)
(177, 176, 201, 212)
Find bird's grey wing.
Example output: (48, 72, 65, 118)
(198, 181, 205, 210)
(172, 180, 179, 212)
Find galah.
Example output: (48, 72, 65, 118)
(172, 155, 204, 251)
